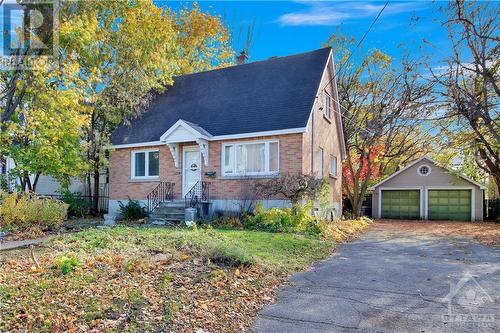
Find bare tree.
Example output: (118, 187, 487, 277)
(255, 173, 326, 208)
(326, 35, 434, 217)
(429, 0, 499, 194)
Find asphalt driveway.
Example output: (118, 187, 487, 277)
(253, 222, 500, 333)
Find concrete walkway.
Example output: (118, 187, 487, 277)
(253, 226, 500, 332)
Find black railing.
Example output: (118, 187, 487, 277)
(184, 181, 210, 208)
(147, 182, 175, 212)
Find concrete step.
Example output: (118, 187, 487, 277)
(150, 214, 185, 221)
(158, 203, 185, 209)
(148, 218, 179, 226)
(153, 208, 185, 215)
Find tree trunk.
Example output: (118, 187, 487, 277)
(92, 166, 100, 215)
(494, 175, 500, 200)
(351, 194, 362, 218)
(31, 173, 40, 192)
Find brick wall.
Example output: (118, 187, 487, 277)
(204, 134, 303, 200)
(109, 134, 303, 201)
(302, 56, 343, 205)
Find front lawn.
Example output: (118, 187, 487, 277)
(0, 221, 369, 332)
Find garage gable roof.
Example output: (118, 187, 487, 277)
(371, 156, 487, 190)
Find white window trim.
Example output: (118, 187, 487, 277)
(221, 140, 279, 176)
(417, 164, 432, 176)
(131, 149, 160, 180)
(330, 155, 338, 177)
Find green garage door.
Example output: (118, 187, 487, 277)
(381, 190, 420, 219)
(428, 190, 471, 221)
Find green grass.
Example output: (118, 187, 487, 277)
(51, 226, 335, 273)
(1, 224, 371, 332)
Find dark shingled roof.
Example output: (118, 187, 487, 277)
(111, 47, 332, 145)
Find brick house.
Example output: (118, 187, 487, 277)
(108, 47, 346, 220)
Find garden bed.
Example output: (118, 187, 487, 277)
(1, 218, 104, 242)
(0, 219, 370, 332)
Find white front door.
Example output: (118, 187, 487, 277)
(183, 147, 202, 196)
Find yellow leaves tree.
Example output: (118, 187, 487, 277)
(1, 60, 89, 191)
(173, 3, 234, 73)
(59, 1, 233, 212)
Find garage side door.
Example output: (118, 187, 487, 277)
(428, 190, 471, 221)
(381, 190, 420, 219)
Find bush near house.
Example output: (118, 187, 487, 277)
(243, 202, 322, 235)
(0, 192, 68, 233)
(118, 198, 148, 221)
(217, 202, 372, 240)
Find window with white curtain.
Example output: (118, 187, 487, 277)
(318, 148, 324, 178)
(131, 150, 160, 179)
(324, 92, 331, 118)
(330, 155, 338, 177)
(222, 141, 279, 176)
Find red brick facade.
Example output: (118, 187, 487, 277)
(109, 134, 304, 201)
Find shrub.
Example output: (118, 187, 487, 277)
(60, 190, 90, 217)
(244, 202, 322, 236)
(55, 255, 82, 275)
(211, 215, 244, 229)
(118, 198, 148, 220)
(202, 241, 254, 267)
(0, 192, 68, 232)
(255, 173, 329, 205)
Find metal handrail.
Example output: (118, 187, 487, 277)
(184, 181, 210, 208)
(147, 182, 175, 213)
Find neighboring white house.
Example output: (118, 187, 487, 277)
(1, 156, 88, 195)
(371, 156, 486, 221)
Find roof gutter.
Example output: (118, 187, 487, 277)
(110, 127, 307, 149)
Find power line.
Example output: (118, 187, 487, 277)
(321, 0, 389, 93)
(357, 1, 389, 49)
(314, 0, 390, 136)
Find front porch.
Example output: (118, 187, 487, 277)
(146, 180, 211, 224)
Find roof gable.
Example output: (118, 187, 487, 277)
(160, 120, 212, 143)
(371, 156, 486, 190)
(111, 47, 332, 145)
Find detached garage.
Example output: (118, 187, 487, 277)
(372, 157, 486, 221)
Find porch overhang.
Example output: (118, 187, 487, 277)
(160, 119, 212, 167)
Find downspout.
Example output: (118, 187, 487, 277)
(311, 97, 315, 176)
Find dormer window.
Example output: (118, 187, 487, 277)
(324, 92, 331, 119)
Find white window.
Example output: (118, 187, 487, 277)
(222, 140, 279, 176)
(318, 148, 324, 178)
(330, 155, 338, 177)
(131, 150, 160, 179)
(417, 165, 431, 176)
(324, 92, 331, 118)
